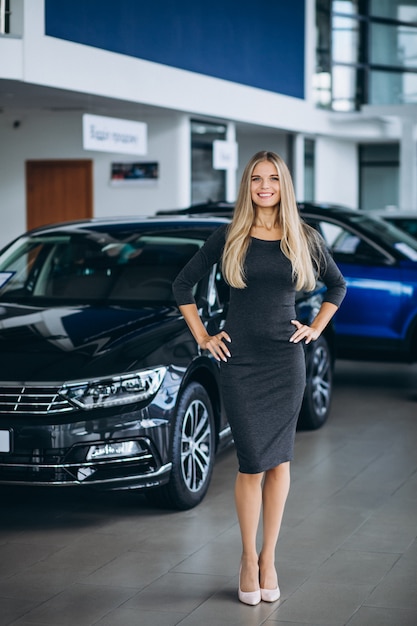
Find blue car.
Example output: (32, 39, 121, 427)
(298, 204, 417, 362)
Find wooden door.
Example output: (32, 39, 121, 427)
(26, 160, 93, 230)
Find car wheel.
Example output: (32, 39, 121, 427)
(298, 335, 333, 430)
(146, 382, 216, 510)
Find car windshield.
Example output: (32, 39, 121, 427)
(343, 214, 417, 261)
(0, 230, 203, 303)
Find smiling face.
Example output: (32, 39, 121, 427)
(250, 160, 281, 210)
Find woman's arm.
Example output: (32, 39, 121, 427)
(289, 236, 346, 344)
(173, 225, 231, 361)
(290, 301, 338, 344)
(179, 303, 231, 362)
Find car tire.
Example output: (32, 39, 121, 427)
(298, 334, 333, 430)
(146, 382, 216, 510)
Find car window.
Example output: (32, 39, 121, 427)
(313, 220, 389, 265)
(0, 232, 204, 303)
(390, 218, 417, 238)
(346, 214, 417, 259)
(304, 211, 417, 261)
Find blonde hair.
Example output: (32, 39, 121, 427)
(222, 150, 323, 291)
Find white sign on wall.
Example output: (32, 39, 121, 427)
(213, 140, 238, 170)
(83, 114, 147, 156)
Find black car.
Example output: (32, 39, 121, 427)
(0, 217, 333, 509)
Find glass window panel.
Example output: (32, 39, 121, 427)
(332, 14, 360, 63)
(316, 0, 331, 73)
(332, 0, 359, 16)
(360, 144, 399, 163)
(402, 71, 417, 102)
(191, 121, 226, 205)
(360, 165, 399, 211)
(370, 23, 417, 69)
(312, 71, 332, 107)
(370, 69, 417, 104)
(304, 139, 315, 202)
(370, 0, 417, 21)
(332, 65, 358, 110)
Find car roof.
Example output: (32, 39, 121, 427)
(156, 200, 362, 219)
(370, 209, 417, 218)
(156, 201, 234, 216)
(24, 215, 230, 236)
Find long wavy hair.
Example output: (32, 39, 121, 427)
(222, 150, 323, 291)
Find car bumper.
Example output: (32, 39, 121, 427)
(0, 403, 174, 490)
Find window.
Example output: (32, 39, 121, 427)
(0, 0, 10, 34)
(314, 220, 388, 265)
(304, 139, 315, 202)
(191, 121, 227, 205)
(359, 144, 399, 211)
(315, 0, 417, 110)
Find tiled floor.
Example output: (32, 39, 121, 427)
(1, 359, 417, 626)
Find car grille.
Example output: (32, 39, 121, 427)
(0, 385, 74, 414)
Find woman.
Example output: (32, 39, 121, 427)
(173, 151, 346, 606)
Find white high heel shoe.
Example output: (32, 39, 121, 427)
(260, 585, 281, 602)
(238, 567, 261, 606)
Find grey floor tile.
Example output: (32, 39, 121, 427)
(83, 549, 184, 589)
(270, 581, 372, 625)
(16, 583, 135, 626)
(138, 516, 233, 558)
(2, 552, 106, 591)
(124, 571, 230, 612)
(172, 540, 240, 577)
(392, 467, 417, 502)
(173, 587, 279, 626)
(276, 505, 368, 568)
(313, 549, 400, 586)
(264, 622, 326, 626)
(341, 509, 417, 553)
(346, 606, 417, 626)
(271, 564, 314, 599)
(6, 622, 54, 626)
(0, 597, 38, 626)
(0, 542, 61, 578)
(365, 541, 417, 610)
(93, 607, 186, 626)
(0, 570, 65, 603)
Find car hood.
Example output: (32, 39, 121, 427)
(0, 302, 184, 382)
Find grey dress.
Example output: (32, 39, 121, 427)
(173, 224, 346, 474)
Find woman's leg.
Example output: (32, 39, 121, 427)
(234, 470, 264, 591)
(259, 462, 290, 590)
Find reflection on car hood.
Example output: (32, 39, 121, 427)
(0, 302, 183, 382)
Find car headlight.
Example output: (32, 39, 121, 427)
(60, 367, 167, 410)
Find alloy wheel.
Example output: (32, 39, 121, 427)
(311, 344, 331, 417)
(180, 398, 212, 493)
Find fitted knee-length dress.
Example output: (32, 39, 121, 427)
(173, 224, 346, 474)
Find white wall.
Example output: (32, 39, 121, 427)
(0, 110, 191, 247)
(315, 137, 358, 208)
(93, 112, 191, 217)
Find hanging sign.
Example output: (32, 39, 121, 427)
(83, 114, 147, 155)
(213, 140, 238, 170)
